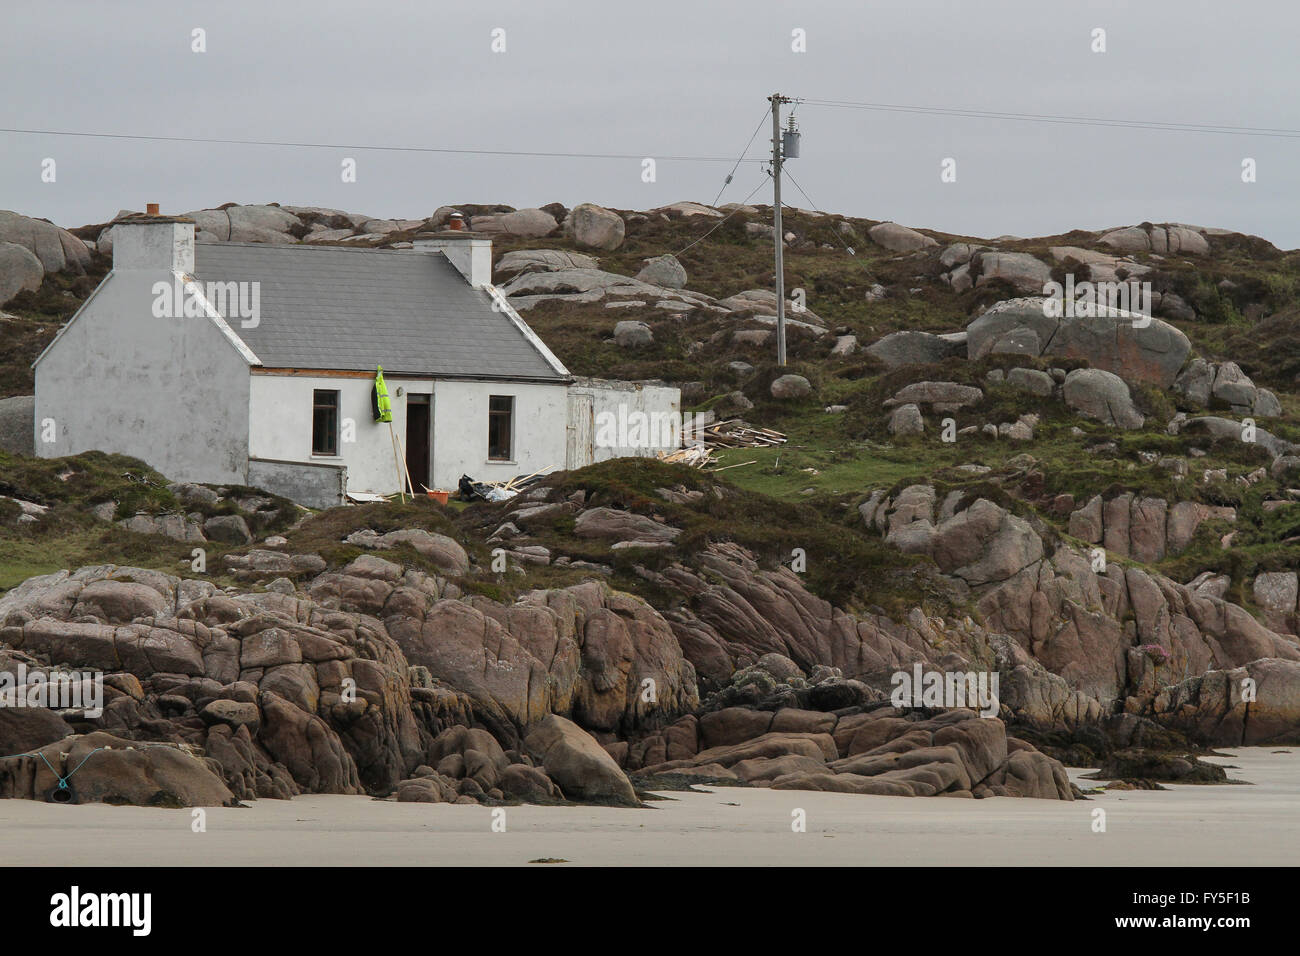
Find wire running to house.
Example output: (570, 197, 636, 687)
(710, 108, 774, 207)
(798, 98, 1300, 139)
(0, 126, 768, 164)
(673, 176, 771, 258)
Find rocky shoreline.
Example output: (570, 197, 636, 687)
(0, 466, 1294, 809)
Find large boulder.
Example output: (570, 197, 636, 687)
(967, 297, 1191, 388)
(973, 251, 1051, 294)
(0, 210, 90, 274)
(71, 578, 170, 623)
(1062, 368, 1145, 429)
(470, 208, 558, 239)
(0, 395, 34, 454)
(885, 381, 982, 411)
(183, 208, 233, 240)
(613, 320, 653, 348)
(940, 243, 986, 268)
(928, 499, 1043, 586)
(1174, 357, 1215, 406)
(770, 374, 812, 399)
(495, 249, 599, 279)
(500, 267, 715, 313)
(635, 255, 687, 289)
(358, 218, 425, 235)
(224, 204, 302, 243)
(574, 508, 680, 543)
(426, 725, 511, 791)
(965, 300, 1057, 357)
(204, 514, 253, 545)
(868, 222, 937, 252)
(524, 714, 638, 805)
(0, 707, 76, 756)
(750, 710, 1074, 800)
(1254, 572, 1299, 614)
(888, 403, 924, 436)
(1254, 572, 1299, 634)
(569, 203, 625, 251)
(1254, 389, 1283, 418)
(257, 692, 361, 794)
(1152, 659, 1300, 745)
(1099, 224, 1210, 256)
(343, 528, 470, 575)
(651, 201, 724, 219)
(865, 330, 965, 368)
(0, 731, 237, 806)
(1006, 367, 1054, 396)
(1210, 362, 1257, 411)
(119, 512, 206, 543)
(0, 242, 44, 306)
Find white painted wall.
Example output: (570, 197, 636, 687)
(249, 373, 413, 495)
(34, 268, 252, 483)
(248, 374, 569, 495)
(572, 379, 682, 462)
(429, 380, 568, 489)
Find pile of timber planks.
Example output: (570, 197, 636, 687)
(658, 419, 786, 470)
(484, 467, 553, 494)
(657, 445, 718, 468)
(681, 418, 787, 449)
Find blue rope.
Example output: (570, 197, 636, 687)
(0, 746, 107, 789)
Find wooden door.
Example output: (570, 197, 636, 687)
(566, 392, 594, 469)
(406, 394, 431, 491)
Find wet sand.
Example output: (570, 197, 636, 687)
(0, 748, 1294, 866)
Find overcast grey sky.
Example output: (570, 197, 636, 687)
(4, 0, 1299, 246)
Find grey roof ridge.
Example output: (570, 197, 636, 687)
(196, 240, 441, 257)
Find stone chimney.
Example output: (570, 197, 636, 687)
(412, 230, 493, 288)
(112, 205, 196, 272)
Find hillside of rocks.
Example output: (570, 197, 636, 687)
(0, 198, 1298, 806)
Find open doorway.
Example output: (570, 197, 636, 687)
(406, 394, 431, 492)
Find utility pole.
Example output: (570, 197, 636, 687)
(770, 93, 788, 366)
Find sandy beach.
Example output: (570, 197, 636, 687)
(0, 748, 1294, 866)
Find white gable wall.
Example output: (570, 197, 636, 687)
(34, 269, 252, 483)
(248, 373, 568, 495)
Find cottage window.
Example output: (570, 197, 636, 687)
(312, 389, 340, 456)
(488, 395, 513, 460)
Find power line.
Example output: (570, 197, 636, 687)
(799, 98, 1300, 139)
(673, 176, 770, 258)
(780, 166, 856, 255)
(0, 126, 768, 164)
(711, 108, 772, 206)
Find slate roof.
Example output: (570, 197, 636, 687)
(192, 242, 568, 381)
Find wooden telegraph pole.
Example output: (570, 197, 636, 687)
(770, 93, 789, 366)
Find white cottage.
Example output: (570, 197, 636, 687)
(33, 210, 680, 507)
